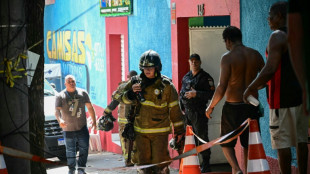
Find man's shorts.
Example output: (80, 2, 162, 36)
(269, 104, 308, 149)
(220, 102, 261, 148)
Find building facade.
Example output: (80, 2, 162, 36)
(44, 0, 308, 172)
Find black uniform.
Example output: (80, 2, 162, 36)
(179, 69, 215, 172)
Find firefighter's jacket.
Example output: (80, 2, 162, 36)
(104, 81, 130, 125)
(121, 75, 185, 135)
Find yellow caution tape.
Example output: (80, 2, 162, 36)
(0, 54, 28, 87)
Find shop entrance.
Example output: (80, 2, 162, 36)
(189, 26, 228, 164)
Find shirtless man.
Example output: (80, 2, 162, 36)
(205, 26, 264, 174)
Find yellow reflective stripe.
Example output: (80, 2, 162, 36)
(104, 107, 112, 114)
(140, 100, 167, 108)
(134, 126, 171, 133)
(122, 93, 132, 104)
(113, 93, 121, 100)
(168, 100, 178, 108)
(118, 117, 128, 124)
(173, 121, 184, 127)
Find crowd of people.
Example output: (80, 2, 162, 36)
(54, 1, 308, 174)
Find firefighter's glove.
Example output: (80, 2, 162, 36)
(169, 133, 185, 151)
(122, 123, 135, 141)
(97, 113, 116, 131)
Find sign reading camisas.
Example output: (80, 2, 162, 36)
(46, 30, 92, 64)
(100, 0, 133, 16)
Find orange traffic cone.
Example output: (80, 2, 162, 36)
(247, 119, 270, 174)
(0, 153, 8, 174)
(182, 125, 201, 174)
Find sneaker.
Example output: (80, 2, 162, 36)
(68, 170, 75, 174)
(77, 169, 87, 174)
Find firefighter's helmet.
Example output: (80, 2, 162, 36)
(97, 113, 116, 131)
(139, 50, 162, 71)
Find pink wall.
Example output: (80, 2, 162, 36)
(171, 0, 240, 91)
(174, 0, 240, 23)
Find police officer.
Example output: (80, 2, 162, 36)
(120, 50, 185, 174)
(101, 70, 137, 166)
(179, 53, 215, 173)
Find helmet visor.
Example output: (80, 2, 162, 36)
(140, 65, 155, 70)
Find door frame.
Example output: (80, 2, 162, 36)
(170, 0, 240, 91)
(106, 17, 128, 129)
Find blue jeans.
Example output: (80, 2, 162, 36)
(63, 125, 90, 171)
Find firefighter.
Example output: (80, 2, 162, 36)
(100, 70, 137, 166)
(120, 50, 185, 174)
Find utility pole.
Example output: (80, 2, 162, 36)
(0, 0, 30, 173)
(27, 0, 46, 173)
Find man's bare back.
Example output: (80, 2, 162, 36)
(206, 26, 264, 118)
(224, 45, 265, 102)
(206, 26, 265, 174)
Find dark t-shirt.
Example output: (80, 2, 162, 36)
(180, 69, 215, 110)
(55, 88, 91, 131)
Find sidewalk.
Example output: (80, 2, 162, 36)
(46, 151, 179, 174)
(46, 151, 231, 174)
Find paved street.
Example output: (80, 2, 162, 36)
(46, 151, 179, 174)
(46, 151, 232, 174)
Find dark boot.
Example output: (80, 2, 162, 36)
(153, 166, 170, 174)
(125, 160, 134, 167)
(200, 159, 211, 173)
